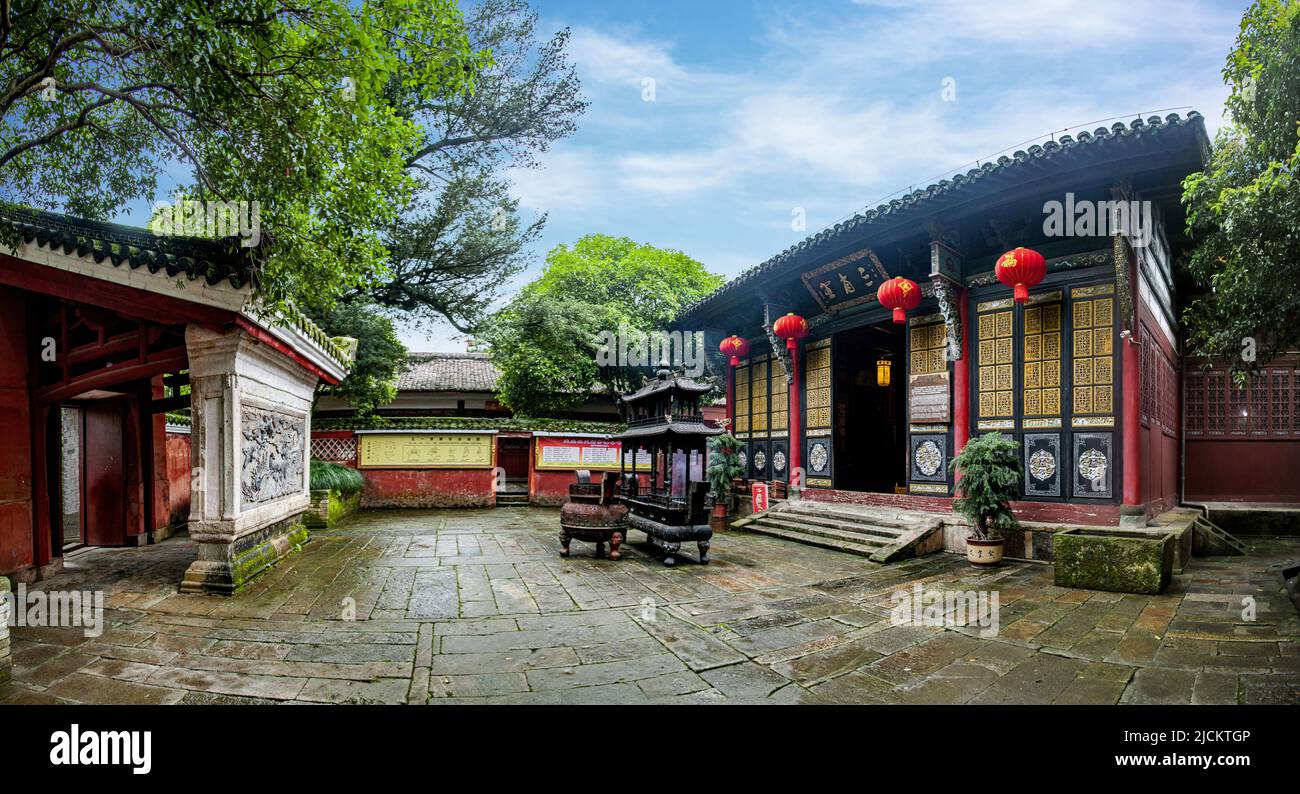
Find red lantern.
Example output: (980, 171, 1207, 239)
(719, 335, 750, 366)
(995, 247, 1047, 303)
(772, 313, 809, 350)
(876, 276, 922, 324)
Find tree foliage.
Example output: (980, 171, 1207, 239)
(0, 0, 487, 313)
(1182, 0, 1300, 382)
(360, 0, 587, 334)
(949, 433, 1022, 540)
(310, 302, 407, 416)
(706, 432, 744, 504)
(484, 234, 723, 417)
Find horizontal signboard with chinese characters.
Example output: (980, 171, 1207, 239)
(800, 248, 891, 314)
(535, 437, 623, 470)
(358, 432, 495, 469)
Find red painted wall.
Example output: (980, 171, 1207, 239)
(361, 468, 496, 508)
(803, 488, 1121, 526)
(165, 431, 191, 527)
(1186, 440, 1300, 503)
(0, 286, 33, 576)
(531, 469, 574, 506)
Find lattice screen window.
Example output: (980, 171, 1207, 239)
(1186, 372, 1205, 435)
(804, 343, 832, 429)
(751, 358, 769, 432)
(1206, 371, 1225, 433)
(977, 306, 1014, 418)
(1071, 295, 1115, 416)
(311, 436, 357, 463)
(1189, 364, 1300, 436)
(1270, 370, 1292, 434)
(734, 362, 750, 434)
(1022, 303, 1062, 417)
(770, 363, 788, 431)
(909, 321, 946, 375)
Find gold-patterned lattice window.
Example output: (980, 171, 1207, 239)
(909, 321, 947, 375)
(734, 361, 750, 434)
(977, 306, 1015, 418)
(750, 358, 769, 432)
(804, 343, 832, 429)
(770, 363, 788, 431)
(1022, 303, 1062, 417)
(1071, 294, 1115, 416)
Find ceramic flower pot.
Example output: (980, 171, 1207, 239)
(966, 536, 1004, 566)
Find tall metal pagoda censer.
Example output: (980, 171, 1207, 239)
(612, 361, 722, 566)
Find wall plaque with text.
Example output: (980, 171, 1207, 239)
(909, 371, 951, 423)
(358, 433, 495, 469)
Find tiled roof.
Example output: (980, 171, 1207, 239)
(2, 206, 353, 369)
(677, 112, 1209, 322)
(0, 206, 255, 287)
(397, 352, 500, 392)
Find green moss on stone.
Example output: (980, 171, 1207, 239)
(228, 522, 310, 593)
(1054, 529, 1174, 595)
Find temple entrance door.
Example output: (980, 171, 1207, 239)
(833, 322, 906, 493)
(82, 398, 128, 546)
(497, 437, 529, 482)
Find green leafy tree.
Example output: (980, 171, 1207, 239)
(484, 235, 723, 416)
(526, 234, 724, 329)
(948, 433, 1022, 540)
(1182, 0, 1300, 381)
(360, 0, 587, 333)
(0, 0, 487, 314)
(310, 302, 407, 416)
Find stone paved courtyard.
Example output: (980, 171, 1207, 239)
(2, 507, 1297, 705)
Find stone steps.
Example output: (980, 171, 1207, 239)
(756, 512, 906, 540)
(496, 492, 530, 507)
(743, 522, 887, 558)
(736, 501, 944, 563)
(750, 516, 899, 547)
(1192, 516, 1248, 556)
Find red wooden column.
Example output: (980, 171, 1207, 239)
(1121, 332, 1142, 509)
(952, 287, 971, 458)
(788, 343, 802, 488)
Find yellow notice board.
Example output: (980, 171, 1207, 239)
(358, 433, 495, 469)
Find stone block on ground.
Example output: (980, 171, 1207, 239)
(1054, 528, 1175, 595)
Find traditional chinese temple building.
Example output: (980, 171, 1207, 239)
(679, 112, 1299, 541)
(0, 208, 350, 592)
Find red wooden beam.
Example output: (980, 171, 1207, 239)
(0, 251, 239, 327)
(38, 347, 188, 404)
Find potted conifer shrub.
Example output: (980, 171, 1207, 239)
(948, 432, 1022, 565)
(706, 432, 744, 531)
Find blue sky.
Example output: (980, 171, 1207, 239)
(120, 0, 1250, 351)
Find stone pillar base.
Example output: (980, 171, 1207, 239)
(181, 516, 309, 595)
(1119, 504, 1148, 529)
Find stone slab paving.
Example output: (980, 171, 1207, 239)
(2, 508, 1297, 705)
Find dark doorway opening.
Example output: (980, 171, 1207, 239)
(497, 437, 530, 483)
(833, 321, 906, 493)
